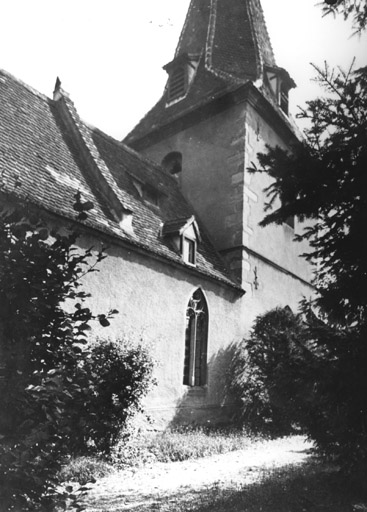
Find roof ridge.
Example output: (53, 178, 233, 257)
(248, 0, 276, 74)
(246, 0, 262, 78)
(53, 85, 135, 232)
(175, 0, 195, 57)
(0, 68, 50, 103)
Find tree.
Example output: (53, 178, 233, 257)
(253, 63, 367, 325)
(0, 195, 120, 511)
(322, 0, 367, 33)
(250, 62, 367, 474)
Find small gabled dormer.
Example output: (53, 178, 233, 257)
(161, 216, 201, 266)
(163, 53, 199, 105)
(265, 66, 296, 115)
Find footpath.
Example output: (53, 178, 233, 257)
(83, 436, 312, 511)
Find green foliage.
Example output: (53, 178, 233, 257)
(249, 62, 367, 474)
(322, 0, 367, 33)
(229, 306, 367, 474)
(229, 307, 311, 435)
(300, 311, 367, 474)
(0, 196, 118, 511)
(112, 426, 255, 467)
(252, 64, 367, 324)
(58, 456, 114, 486)
(146, 427, 255, 463)
(74, 338, 156, 454)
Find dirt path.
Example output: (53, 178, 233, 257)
(83, 436, 313, 511)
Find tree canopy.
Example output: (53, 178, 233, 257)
(0, 196, 154, 510)
(248, 4, 367, 474)
(322, 0, 367, 32)
(253, 63, 367, 325)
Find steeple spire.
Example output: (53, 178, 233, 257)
(124, 0, 295, 148)
(175, 0, 276, 83)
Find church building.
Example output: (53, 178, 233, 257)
(0, 0, 314, 428)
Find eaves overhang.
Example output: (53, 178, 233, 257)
(0, 190, 244, 296)
(130, 81, 301, 152)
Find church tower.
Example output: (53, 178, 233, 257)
(124, 0, 313, 311)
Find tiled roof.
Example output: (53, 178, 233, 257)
(161, 217, 194, 235)
(161, 216, 201, 239)
(124, 0, 281, 147)
(0, 69, 241, 291)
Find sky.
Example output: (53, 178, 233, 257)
(1, 0, 366, 140)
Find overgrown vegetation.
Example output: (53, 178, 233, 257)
(99, 426, 256, 469)
(144, 427, 255, 463)
(229, 307, 311, 436)
(0, 197, 154, 510)
(73, 337, 155, 455)
(59, 456, 114, 486)
(322, 0, 367, 33)
(247, 10, 367, 472)
(229, 305, 367, 476)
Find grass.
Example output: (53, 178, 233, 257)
(59, 426, 257, 483)
(58, 455, 114, 485)
(144, 426, 257, 462)
(61, 430, 367, 511)
(112, 425, 259, 466)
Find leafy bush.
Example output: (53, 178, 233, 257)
(229, 305, 367, 476)
(74, 338, 156, 454)
(59, 456, 114, 486)
(0, 197, 118, 511)
(228, 307, 312, 435)
(299, 312, 367, 476)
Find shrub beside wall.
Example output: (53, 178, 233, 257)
(229, 307, 310, 435)
(0, 200, 155, 511)
(229, 306, 367, 477)
(74, 338, 156, 455)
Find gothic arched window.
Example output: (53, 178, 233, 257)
(183, 289, 208, 387)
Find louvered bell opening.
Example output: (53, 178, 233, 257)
(168, 67, 186, 101)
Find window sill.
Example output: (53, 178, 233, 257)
(183, 385, 208, 395)
(183, 260, 196, 267)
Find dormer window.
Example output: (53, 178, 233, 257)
(265, 66, 296, 116)
(279, 82, 289, 115)
(163, 53, 199, 105)
(182, 236, 196, 265)
(161, 216, 201, 266)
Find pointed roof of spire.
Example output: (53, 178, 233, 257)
(124, 0, 293, 147)
(176, 0, 276, 81)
